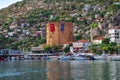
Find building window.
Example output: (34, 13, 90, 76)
(115, 33, 119, 35)
(115, 36, 119, 39)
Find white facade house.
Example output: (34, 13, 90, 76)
(31, 45, 44, 53)
(73, 39, 91, 53)
(108, 28, 120, 44)
(92, 36, 104, 44)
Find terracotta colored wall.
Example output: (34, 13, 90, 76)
(46, 22, 74, 46)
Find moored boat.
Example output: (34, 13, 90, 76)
(58, 55, 73, 60)
(49, 56, 58, 60)
(0, 57, 4, 61)
(108, 55, 120, 61)
(73, 56, 86, 60)
(94, 55, 107, 60)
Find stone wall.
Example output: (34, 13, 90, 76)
(46, 22, 74, 46)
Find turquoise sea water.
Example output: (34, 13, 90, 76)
(0, 60, 120, 80)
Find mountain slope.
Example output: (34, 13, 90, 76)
(0, 0, 120, 50)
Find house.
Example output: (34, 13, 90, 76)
(21, 23, 30, 28)
(93, 5, 101, 12)
(35, 31, 42, 36)
(9, 20, 19, 29)
(73, 39, 91, 53)
(70, 13, 79, 17)
(1, 49, 22, 54)
(84, 4, 91, 12)
(95, 17, 103, 22)
(73, 26, 78, 32)
(92, 36, 104, 44)
(22, 30, 30, 35)
(31, 45, 44, 53)
(108, 28, 120, 44)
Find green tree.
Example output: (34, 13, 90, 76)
(76, 34, 82, 40)
(90, 22, 98, 28)
(64, 46, 70, 53)
(89, 44, 98, 53)
(102, 38, 110, 44)
(52, 45, 59, 52)
(44, 45, 52, 52)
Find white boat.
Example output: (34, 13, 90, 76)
(58, 55, 72, 60)
(73, 53, 86, 60)
(108, 55, 120, 61)
(73, 56, 86, 60)
(94, 55, 107, 60)
(11, 57, 16, 60)
(49, 56, 58, 60)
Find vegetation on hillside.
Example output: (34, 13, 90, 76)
(89, 38, 119, 54)
(0, 0, 120, 51)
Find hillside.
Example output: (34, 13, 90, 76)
(0, 0, 120, 51)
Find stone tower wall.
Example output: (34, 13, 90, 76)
(46, 22, 74, 46)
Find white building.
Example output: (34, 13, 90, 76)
(73, 39, 91, 53)
(84, 4, 91, 12)
(92, 36, 104, 44)
(108, 28, 120, 44)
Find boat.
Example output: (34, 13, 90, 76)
(108, 55, 120, 61)
(72, 53, 86, 60)
(44, 56, 51, 60)
(49, 56, 58, 60)
(93, 53, 110, 60)
(94, 55, 107, 60)
(11, 57, 16, 60)
(58, 55, 73, 60)
(0, 57, 4, 61)
(73, 56, 86, 60)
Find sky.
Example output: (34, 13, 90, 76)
(0, 0, 22, 9)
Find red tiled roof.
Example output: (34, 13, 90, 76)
(110, 26, 120, 29)
(77, 39, 89, 42)
(94, 36, 104, 40)
(36, 31, 41, 33)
